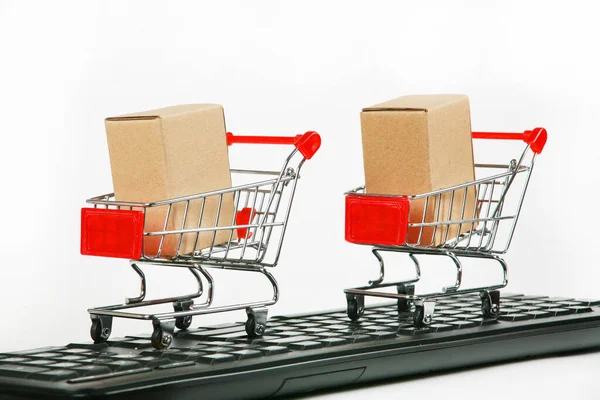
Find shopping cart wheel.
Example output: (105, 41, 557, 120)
(245, 307, 268, 338)
(397, 284, 415, 312)
(151, 320, 175, 350)
(413, 300, 435, 328)
(480, 290, 501, 319)
(346, 294, 365, 321)
(90, 315, 112, 343)
(173, 299, 194, 331)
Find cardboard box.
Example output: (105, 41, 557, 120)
(105, 104, 235, 257)
(360, 94, 477, 246)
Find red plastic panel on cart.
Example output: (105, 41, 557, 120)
(81, 208, 145, 259)
(345, 194, 410, 246)
(236, 207, 257, 239)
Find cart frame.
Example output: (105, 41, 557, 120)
(82, 131, 320, 349)
(344, 128, 547, 326)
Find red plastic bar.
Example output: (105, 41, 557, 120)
(226, 131, 321, 159)
(472, 127, 547, 154)
(226, 134, 296, 146)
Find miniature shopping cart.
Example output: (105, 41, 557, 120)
(80, 131, 321, 349)
(344, 128, 547, 327)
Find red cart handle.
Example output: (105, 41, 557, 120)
(472, 127, 547, 154)
(226, 131, 321, 160)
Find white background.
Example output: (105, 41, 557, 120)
(1, 1, 600, 398)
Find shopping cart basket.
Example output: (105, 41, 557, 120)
(344, 128, 547, 327)
(81, 131, 321, 349)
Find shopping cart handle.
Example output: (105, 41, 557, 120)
(226, 131, 321, 160)
(472, 127, 547, 154)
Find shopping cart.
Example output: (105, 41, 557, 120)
(344, 128, 547, 327)
(81, 131, 321, 349)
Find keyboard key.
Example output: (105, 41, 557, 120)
(288, 341, 325, 350)
(433, 316, 457, 323)
(204, 347, 235, 354)
(67, 341, 109, 350)
(567, 306, 593, 314)
(8, 347, 67, 356)
(230, 349, 262, 360)
(68, 368, 151, 384)
(575, 298, 600, 306)
(499, 313, 533, 322)
(157, 361, 196, 370)
(109, 339, 153, 349)
(500, 308, 524, 315)
(182, 326, 246, 339)
(429, 323, 455, 332)
(313, 332, 344, 338)
(545, 297, 574, 302)
(0, 364, 49, 378)
(275, 331, 306, 337)
(194, 341, 235, 347)
(103, 360, 143, 371)
(24, 359, 56, 366)
(59, 348, 93, 355)
(197, 353, 235, 364)
(344, 334, 373, 343)
(0, 357, 30, 363)
(469, 317, 499, 326)
(165, 351, 207, 361)
(547, 308, 576, 316)
(301, 328, 329, 334)
(262, 336, 319, 345)
(259, 346, 290, 355)
(318, 338, 350, 347)
(398, 327, 431, 336)
(327, 324, 351, 330)
(271, 325, 298, 331)
(51, 362, 83, 369)
(135, 356, 172, 367)
(448, 320, 477, 329)
(56, 355, 86, 362)
(526, 310, 552, 319)
(453, 314, 480, 320)
(305, 316, 331, 321)
(73, 365, 112, 376)
(32, 369, 79, 381)
(558, 301, 585, 307)
(110, 353, 144, 360)
(205, 322, 244, 330)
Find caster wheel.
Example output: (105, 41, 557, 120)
(413, 304, 433, 328)
(90, 319, 111, 343)
(175, 315, 192, 330)
(481, 291, 500, 319)
(347, 295, 364, 322)
(413, 305, 425, 328)
(245, 314, 266, 338)
(151, 326, 173, 350)
(397, 284, 414, 312)
(173, 300, 194, 331)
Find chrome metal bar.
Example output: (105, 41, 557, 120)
(144, 222, 285, 236)
(175, 200, 190, 258)
(230, 168, 281, 176)
(125, 263, 146, 304)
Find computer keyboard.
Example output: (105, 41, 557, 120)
(1, 292, 600, 399)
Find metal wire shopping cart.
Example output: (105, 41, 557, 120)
(81, 131, 321, 349)
(344, 128, 547, 327)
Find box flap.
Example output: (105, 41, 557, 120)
(363, 94, 468, 112)
(106, 104, 222, 121)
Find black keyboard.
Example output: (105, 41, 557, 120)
(1, 292, 600, 399)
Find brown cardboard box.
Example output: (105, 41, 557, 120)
(360, 94, 477, 247)
(105, 104, 235, 257)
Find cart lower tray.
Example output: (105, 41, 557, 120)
(1, 292, 600, 400)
